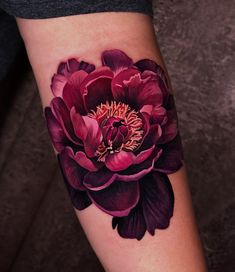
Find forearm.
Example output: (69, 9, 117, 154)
(17, 12, 207, 272)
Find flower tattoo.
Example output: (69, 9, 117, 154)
(45, 49, 183, 240)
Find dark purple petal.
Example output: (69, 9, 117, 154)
(58, 59, 79, 75)
(160, 109, 178, 144)
(134, 59, 169, 89)
(137, 112, 150, 148)
(58, 154, 91, 210)
(51, 97, 79, 144)
(44, 107, 69, 152)
(80, 67, 114, 111)
(102, 49, 133, 73)
(83, 168, 116, 191)
(139, 124, 162, 151)
(141, 172, 174, 235)
(155, 135, 183, 174)
(105, 151, 135, 172)
(66, 186, 92, 210)
(78, 60, 95, 73)
(58, 58, 95, 75)
(62, 70, 88, 115)
(59, 147, 87, 190)
(112, 171, 174, 240)
(88, 180, 140, 217)
(112, 202, 146, 240)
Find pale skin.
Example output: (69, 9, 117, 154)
(17, 12, 207, 272)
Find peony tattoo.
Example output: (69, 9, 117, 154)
(45, 49, 183, 240)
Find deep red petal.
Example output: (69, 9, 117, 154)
(62, 70, 88, 115)
(70, 107, 87, 141)
(141, 172, 174, 235)
(111, 68, 139, 103)
(80, 67, 114, 111)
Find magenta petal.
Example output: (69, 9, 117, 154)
(82, 116, 102, 158)
(151, 106, 167, 125)
(44, 107, 69, 152)
(88, 180, 140, 217)
(70, 108, 102, 157)
(141, 172, 174, 235)
(59, 147, 86, 190)
(83, 169, 116, 191)
(134, 145, 155, 164)
(70, 107, 87, 141)
(155, 135, 183, 174)
(112, 203, 147, 240)
(102, 49, 133, 73)
(51, 74, 68, 97)
(117, 148, 162, 182)
(105, 151, 134, 172)
(81, 67, 114, 111)
(140, 105, 153, 115)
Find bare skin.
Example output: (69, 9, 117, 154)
(17, 12, 207, 272)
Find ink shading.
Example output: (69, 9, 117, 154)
(45, 49, 183, 240)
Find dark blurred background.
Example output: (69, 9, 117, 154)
(0, 0, 234, 271)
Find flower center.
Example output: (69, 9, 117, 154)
(89, 101, 143, 161)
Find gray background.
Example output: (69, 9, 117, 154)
(0, 0, 234, 271)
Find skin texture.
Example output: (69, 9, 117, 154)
(17, 12, 207, 272)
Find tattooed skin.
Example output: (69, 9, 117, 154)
(45, 49, 183, 240)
